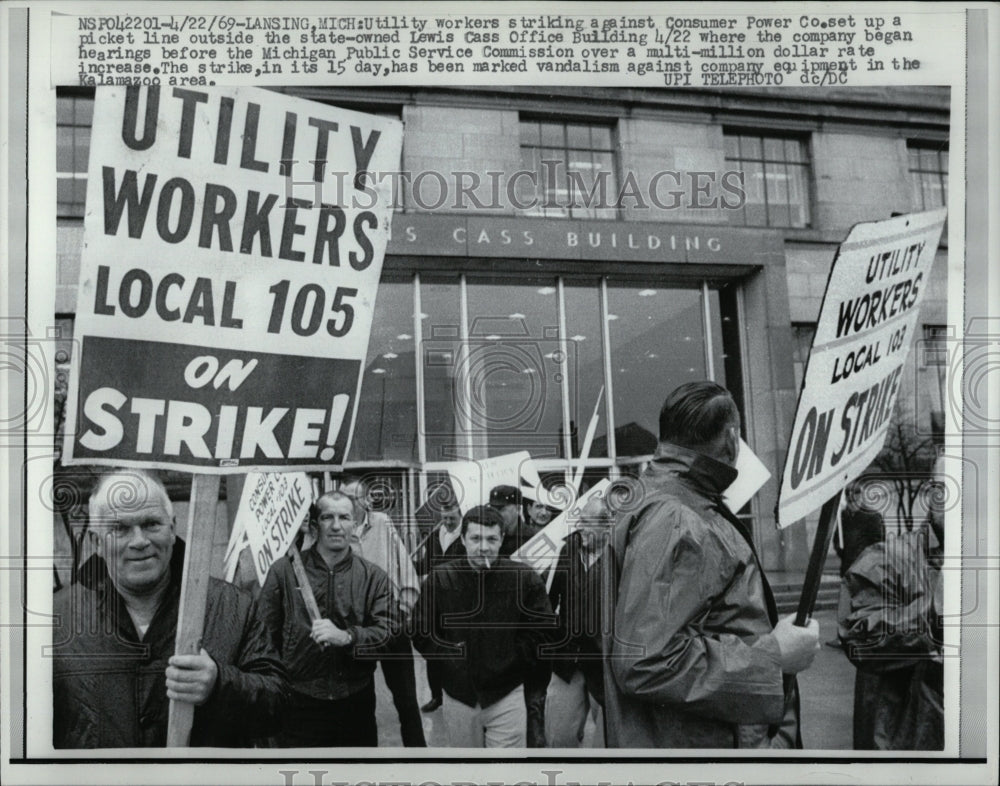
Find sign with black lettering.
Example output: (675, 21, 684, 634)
(776, 208, 946, 527)
(235, 472, 314, 586)
(62, 86, 402, 471)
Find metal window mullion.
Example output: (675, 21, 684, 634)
(734, 284, 758, 546)
(702, 281, 715, 382)
(587, 147, 599, 220)
(600, 277, 617, 463)
(557, 278, 573, 470)
(413, 273, 427, 502)
(406, 468, 417, 544)
(759, 139, 771, 225)
(459, 273, 474, 460)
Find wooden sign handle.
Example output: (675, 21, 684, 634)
(794, 490, 843, 626)
(287, 543, 323, 622)
(166, 474, 220, 747)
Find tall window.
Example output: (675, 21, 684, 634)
(724, 132, 811, 228)
(416, 275, 734, 467)
(908, 141, 948, 210)
(920, 324, 950, 439)
(57, 94, 93, 218)
(519, 119, 618, 219)
(791, 322, 817, 392)
(349, 277, 418, 462)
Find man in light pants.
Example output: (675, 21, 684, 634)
(545, 495, 612, 748)
(341, 476, 426, 747)
(413, 505, 555, 747)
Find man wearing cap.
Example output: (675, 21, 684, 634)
(412, 505, 555, 747)
(52, 469, 287, 748)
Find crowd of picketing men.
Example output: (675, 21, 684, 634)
(51, 381, 944, 751)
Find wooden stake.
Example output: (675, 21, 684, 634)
(166, 474, 220, 747)
(795, 490, 843, 626)
(287, 543, 322, 623)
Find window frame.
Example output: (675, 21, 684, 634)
(56, 93, 94, 219)
(517, 116, 620, 220)
(723, 130, 813, 229)
(907, 139, 949, 211)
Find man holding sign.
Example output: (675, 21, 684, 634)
(604, 382, 819, 749)
(258, 491, 391, 747)
(57, 85, 403, 748)
(52, 470, 287, 748)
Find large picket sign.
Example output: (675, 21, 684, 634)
(62, 86, 402, 472)
(777, 208, 946, 527)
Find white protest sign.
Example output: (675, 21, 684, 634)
(62, 86, 402, 472)
(512, 440, 769, 576)
(235, 471, 314, 586)
(512, 479, 610, 576)
(777, 208, 946, 527)
(723, 438, 772, 513)
(222, 517, 248, 583)
(441, 451, 544, 513)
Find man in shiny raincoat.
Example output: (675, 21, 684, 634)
(604, 381, 820, 748)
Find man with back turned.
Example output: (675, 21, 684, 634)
(604, 381, 820, 748)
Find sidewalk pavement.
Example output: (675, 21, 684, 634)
(372, 606, 857, 750)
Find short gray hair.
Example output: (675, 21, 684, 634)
(313, 489, 364, 525)
(89, 469, 173, 522)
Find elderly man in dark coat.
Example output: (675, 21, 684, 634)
(52, 469, 287, 748)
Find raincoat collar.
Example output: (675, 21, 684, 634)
(651, 441, 738, 501)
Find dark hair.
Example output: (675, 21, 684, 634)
(837, 507, 884, 575)
(523, 498, 555, 525)
(461, 505, 505, 536)
(658, 381, 739, 447)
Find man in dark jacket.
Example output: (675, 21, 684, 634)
(259, 490, 392, 747)
(415, 497, 465, 713)
(489, 483, 550, 746)
(604, 381, 820, 748)
(838, 464, 944, 750)
(52, 470, 287, 748)
(412, 505, 555, 747)
(545, 495, 611, 747)
(491, 484, 524, 556)
(416, 498, 465, 578)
